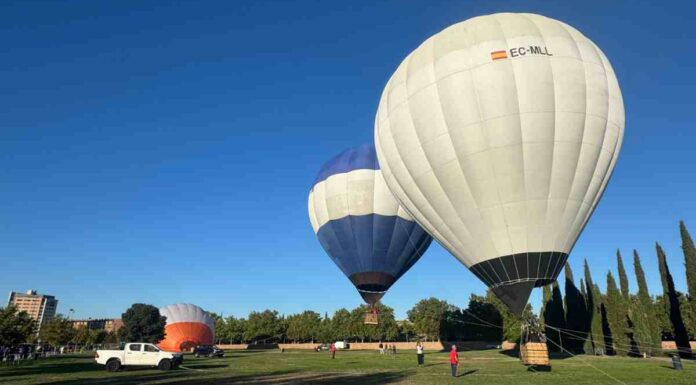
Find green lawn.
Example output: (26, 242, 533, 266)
(0, 349, 693, 385)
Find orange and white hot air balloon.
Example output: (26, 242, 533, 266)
(158, 303, 215, 352)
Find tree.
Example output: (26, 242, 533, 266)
(120, 304, 166, 343)
(564, 263, 589, 353)
(103, 331, 119, 344)
(209, 312, 227, 344)
(542, 281, 566, 351)
(462, 294, 502, 341)
(615, 251, 639, 356)
(0, 306, 37, 346)
(583, 259, 605, 353)
(656, 242, 692, 358)
(89, 329, 108, 345)
(617, 250, 630, 300)
(40, 315, 76, 347)
(605, 271, 628, 355)
(348, 304, 398, 342)
(244, 310, 281, 343)
(224, 316, 247, 344)
(72, 326, 91, 345)
(486, 290, 530, 343)
(317, 313, 334, 343)
(680, 220, 696, 336)
(407, 298, 451, 341)
(632, 250, 661, 356)
(286, 311, 321, 343)
(330, 309, 351, 341)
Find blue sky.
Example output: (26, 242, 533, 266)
(1, 0, 694, 320)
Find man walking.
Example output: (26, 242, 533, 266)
(449, 345, 459, 377)
(329, 343, 336, 359)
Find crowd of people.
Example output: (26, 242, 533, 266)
(378, 342, 398, 356)
(0, 344, 72, 366)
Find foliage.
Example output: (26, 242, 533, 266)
(406, 298, 451, 341)
(616, 250, 630, 301)
(564, 263, 590, 353)
(0, 306, 37, 346)
(462, 294, 502, 341)
(329, 308, 351, 341)
(103, 331, 119, 344)
(72, 326, 91, 345)
(120, 303, 166, 343)
(245, 309, 283, 343)
(656, 242, 693, 358)
(286, 310, 321, 343)
(486, 290, 532, 343)
(583, 259, 605, 353)
(605, 271, 628, 355)
(542, 281, 566, 351)
(632, 250, 661, 355)
(680, 220, 696, 336)
(39, 315, 75, 347)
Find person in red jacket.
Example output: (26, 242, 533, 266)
(449, 345, 459, 377)
(329, 343, 336, 359)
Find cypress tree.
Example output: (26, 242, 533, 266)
(564, 263, 587, 353)
(617, 250, 630, 301)
(680, 220, 696, 336)
(543, 281, 566, 352)
(656, 242, 693, 358)
(540, 285, 552, 325)
(632, 250, 660, 356)
(584, 259, 605, 353)
(616, 250, 639, 355)
(606, 271, 626, 355)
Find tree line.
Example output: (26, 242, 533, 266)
(2, 222, 695, 357)
(541, 221, 696, 358)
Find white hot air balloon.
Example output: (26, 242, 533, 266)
(375, 13, 624, 314)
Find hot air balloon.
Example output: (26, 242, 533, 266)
(375, 13, 624, 315)
(308, 144, 432, 316)
(158, 303, 215, 352)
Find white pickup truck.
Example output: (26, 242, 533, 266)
(95, 343, 183, 372)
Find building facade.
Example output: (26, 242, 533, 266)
(71, 318, 123, 333)
(7, 290, 58, 332)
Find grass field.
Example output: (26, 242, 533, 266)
(0, 349, 694, 385)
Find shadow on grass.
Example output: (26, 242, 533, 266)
(40, 369, 407, 385)
(0, 361, 101, 377)
(457, 369, 478, 377)
(179, 364, 228, 370)
(498, 349, 519, 358)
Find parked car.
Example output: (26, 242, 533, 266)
(95, 342, 183, 372)
(315, 344, 329, 352)
(193, 345, 224, 358)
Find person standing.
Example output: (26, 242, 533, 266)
(379, 342, 384, 355)
(449, 345, 459, 377)
(329, 343, 336, 359)
(416, 342, 424, 366)
(392, 344, 397, 356)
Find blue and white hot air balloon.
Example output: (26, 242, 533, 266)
(308, 144, 432, 306)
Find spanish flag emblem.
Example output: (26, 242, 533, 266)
(491, 50, 508, 60)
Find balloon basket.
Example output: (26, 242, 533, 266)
(520, 342, 550, 368)
(520, 319, 550, 370)
(364, 313, 379, 325)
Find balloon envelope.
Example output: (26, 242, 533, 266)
(159, 303, 215, 352)
(308, 144, 432, 305)
(375, 13, 624, 314)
